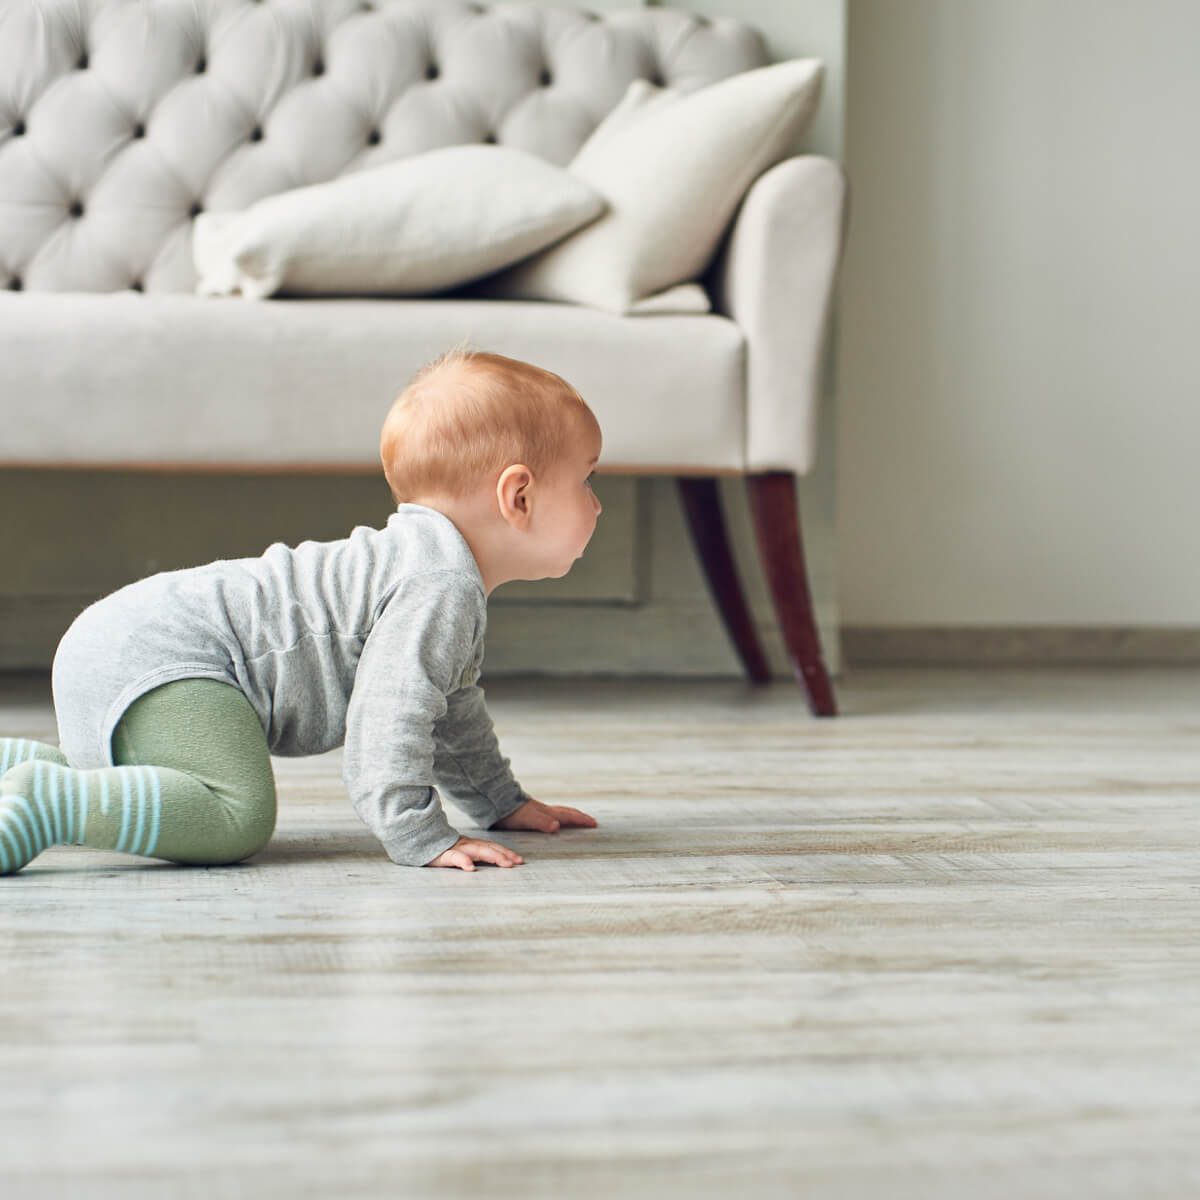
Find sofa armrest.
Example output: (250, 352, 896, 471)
(705, 154, 850, 477)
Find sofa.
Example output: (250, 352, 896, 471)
(0, 0, 849, 716)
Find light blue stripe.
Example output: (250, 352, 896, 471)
(62, 766, 73, 842)
(116, 771, 134, 853)
(2, 801, 33, 861)
(78, 771, 89, 845)
(0, 819, 15, 872)
(32, 763, 53, 846)
(65, 768, 75, 844)
(144, 769, 161, 857)
(0, 740, 11, 774)
(48, 764, 62, 845)
(0, 811, 29, 870)
(58, 768, 71, 844)
(7, 797, 42, 858)
(131, 768, 147, 856)
(55, 765, 67, 843)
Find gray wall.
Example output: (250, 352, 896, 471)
(838, 0, 1200, 632)
(1, 0, 848, 679)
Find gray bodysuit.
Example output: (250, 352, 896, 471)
(50, 503, 531, 867)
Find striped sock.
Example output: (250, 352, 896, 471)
(0, 737, 69, 775)
(0, 760, 166, 874)
(0, 757, 273, 874)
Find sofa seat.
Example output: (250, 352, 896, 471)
(0, 293, 746, 474)
(0, 0, 846, 713)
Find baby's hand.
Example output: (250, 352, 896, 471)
(426, 836, 524, 872)
(492, 797, 599, 834)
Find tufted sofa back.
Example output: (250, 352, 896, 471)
(0, 0, 768, 294)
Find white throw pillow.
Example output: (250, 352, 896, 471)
(471, 58, 824, 316)
(192, 144, 606, 300)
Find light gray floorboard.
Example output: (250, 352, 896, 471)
(1, 669, 1198, 1199)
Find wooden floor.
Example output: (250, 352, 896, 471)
(1, 667, 1198, 1199)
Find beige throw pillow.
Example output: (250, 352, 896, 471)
(471, 58, 825, 316)
(192, 144, 606, 300)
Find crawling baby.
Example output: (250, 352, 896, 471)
(0, 346, 602, 875)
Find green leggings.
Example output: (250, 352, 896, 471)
(0, 678, 276, 873)
(110, 678, 278, 863)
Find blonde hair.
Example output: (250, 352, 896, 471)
(380, 341, 600, 504)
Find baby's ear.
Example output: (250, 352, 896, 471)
(497, 464, 533, 521)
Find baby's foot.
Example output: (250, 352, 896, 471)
(0, 737, 69, 777)
(0, 760, 170, 875)
(0, 768, 54, 874)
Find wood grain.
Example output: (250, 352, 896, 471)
(0, 668, 1197, 1199)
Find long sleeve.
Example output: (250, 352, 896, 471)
(341, 570, 484, 867)
(433, 682, 532, 830)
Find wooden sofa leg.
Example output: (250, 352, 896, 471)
(744, 471, 838, 716)
(675, 477, 771, 684)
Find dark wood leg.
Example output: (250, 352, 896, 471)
(675, 477, 772, 684)
(745, 471, 838, 716)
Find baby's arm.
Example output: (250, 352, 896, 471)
(432, 683, 532, 830)
(342, 573, 520, 869)
(434, 684, 599, 836)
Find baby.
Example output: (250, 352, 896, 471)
(0, 346, 602, 875)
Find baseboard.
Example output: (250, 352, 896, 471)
(843, 626, 1200, 666)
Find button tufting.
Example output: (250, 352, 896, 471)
(12, 120, 25, 136)
(195, 57, 207, 74)
(313, 59, 324, 76)
(129, 281, 143, 292)
(77, 52, 88, 70)
(426, 62, 439, 80)
(69, 201, 83, 218)
(539, 68, 552, 86)
(132, 122, 145, 139)
(367, 128, 381, 145)
(7, 277, 21, 291)
(249, 125, 263, 142)
(189, 202, 203, 218)
(483, 132, 496, 144)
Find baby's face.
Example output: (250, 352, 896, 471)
(533, 432, 604, 578)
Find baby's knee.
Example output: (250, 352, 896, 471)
(210, 781, 277, 865)
(220, 787, 276, 864)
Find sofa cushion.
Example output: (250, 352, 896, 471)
(191, 145, 606, 301)
(472, 58, 824, 316)
(0, 293, 746, 472)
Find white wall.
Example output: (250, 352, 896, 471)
(838, 0, 1200, 626)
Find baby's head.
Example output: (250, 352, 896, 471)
(380, 344, 603, 591)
